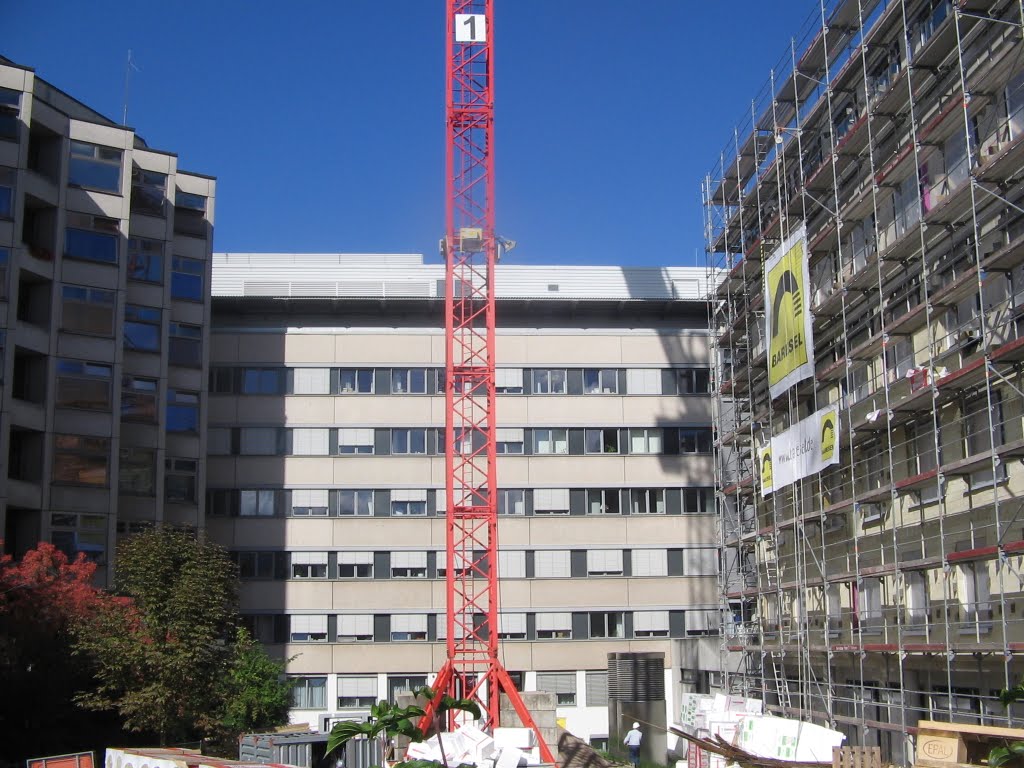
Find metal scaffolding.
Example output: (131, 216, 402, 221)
(704, 0, 1024, 763)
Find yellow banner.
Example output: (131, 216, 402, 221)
(764, 226, 813, 399)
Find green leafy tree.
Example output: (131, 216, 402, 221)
(72, 527, 289, 745)
(989, 681, 1024, 767)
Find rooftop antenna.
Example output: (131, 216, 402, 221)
(122, 49, 139, 125)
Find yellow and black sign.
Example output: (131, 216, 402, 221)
(765, 226, 813, 399)
(820, 411, 837, 463)
(759, 445, 773, 495)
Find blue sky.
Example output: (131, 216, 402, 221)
(6, 1, 815, 267)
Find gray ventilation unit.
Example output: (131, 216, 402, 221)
(608, 651, 666, 701)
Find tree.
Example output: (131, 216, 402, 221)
(72, 527, 289, 745)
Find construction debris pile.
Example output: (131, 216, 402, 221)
(406, 725, 540, 768)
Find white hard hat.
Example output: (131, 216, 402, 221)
(633, 722, 640, 728)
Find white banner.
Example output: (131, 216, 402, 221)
(764, 225, 814, 399)
(759, 405, 839, 497)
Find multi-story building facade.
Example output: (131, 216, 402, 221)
(207, 253, 718, 743)
(706, 0, 1024, 762)
(0, 57, 216, 584)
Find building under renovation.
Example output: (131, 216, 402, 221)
(705, 0, 1024, 762)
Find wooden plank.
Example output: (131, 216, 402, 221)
(917, 720, 1024, 740)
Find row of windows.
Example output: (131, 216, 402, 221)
(209, 366, 712, 396)
(243, 608, 717, 646)
(208, 486, 713, 518)
(232, 547, 718, 580)
(208, 426, 713, 457)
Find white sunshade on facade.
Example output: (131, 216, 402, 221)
(391, 551, 428, 568)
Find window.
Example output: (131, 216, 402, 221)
(240, 428, 280, 455)
(683, 488, 711, 514)
(435, 550, 472, 579)
(337, 617, 374, 645)
(292, 428, 330, 456)
(392, 428, 427, 454)
(683, 548, 718, 576)
(533, 369, 566, 394)
(685, 610, 718, 636)
(496, 368, 524, 394)
(339, 428, 374, 454)
(585, 428, 619, 454)
(290, 615, 328, 643)
(678, 368, 712, 394)
(534, 488, 570, 515)
(536, 671, 575, 703)
(291, 676, 327, 709)
(241, 489, 277, 517)
(587, 549, 623, 576)
(958, 561, 992, 624)
(52, 434, 109, 486)
(130, 167, 166, 217)
(584, 368, 618, 394)
(497, 550, 526, 578)
(340, 490, 374, 516)
(496, 428, 525, 454)
(391, 551, 428, 578)
(391, 489, 428, 516)
(388, 675, 427, 702)
(293, 368, 330, 395)
(630, 488, 665, 515)
(631, 549, 668, 577)
(965, 395, 1005, 487)
(65, 213, 119, 264)
(60, 284, 114, 337)
(291, 552, 328, 579)
(536, 614, 573, 641)
(390, 368, 427, 394)
(533, 428, 568, 455)
(680, 428, 713, 453)
(49, 512, 106, 564)
(174, 191, 207, 237)
(338, 552, 374, 578)
(169, 322, 202, 367)
(498, 613, 527, 639)
(166, 389, 199, 432)
(238, 551, 276, 579)
(241, 368, 282, 395)
(169, 255, 205, 301)
(337, 673, 383, 712)
(589, 611, 625, 639)
(633, 611, 670, 638)
(339, 369, 374, 393)
(626, 369, 662, 395)
(856, 578, 884, 629)
(127, 237, 163, 283)
(165, 458, 197, 503)
(124, 305, 161, 352)
(0, 167, 13, 220)
(209, 368, 234, 394)
(68, 141, 122, 192)
(291, 489, 329, 517)
(905, 571, 929, 627)
(56, 359, 112, 410)
(390, 614, 428, 641)
(117, 375, 156, 423)
(585, 671, 609, 706)
(207, 428, 231, 456)
(629, 428, 663, 454)
(587, 489, 621, 515)
(497, 489, 525, 516)
(119, 447, 155, 496)
(0, 87, 19, 141)
(534, 550, 571, 578)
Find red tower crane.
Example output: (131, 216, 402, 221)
(420, 2, 555, 762)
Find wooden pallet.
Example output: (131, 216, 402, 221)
(832, 747, 881, 768)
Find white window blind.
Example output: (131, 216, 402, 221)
(391, 551, 427, 568)
(292, 428, 329, 455)
(536, 671, 575, 693)
(291, 552, 328, 565)
(338, 614, 374, 636)
(496, 369, 524, 388)
(535, 550, 571, 578)
(685, 610, 717, 633)
(391, 489, 428, 502)
(534, 488, 570, 512)
(634, 610, 670, 632)
(435, 489, 447, 512)
(290, 615, 327, 634)
(496, 427, 525, 442)
(338, 675, 377, 697)
(626, 368, 662, 395)
(585, 671, 608, 707)
(293, 368, 330, 395)
(207, 428, 231, 455)
(391, 614, 427, 632)
(436, 614, 467, 640)
(292, 488, 329, 511)
(683, 548, 718, 575)
(498, 550, 526, 578)
(586, 549, 623, 574)
(339, 551, 374, 565)
(632, 549, 668, 576)
(535, 613, 572, 631)
(499, 613, 527, 635)
(339, 428, 374, 447)
(629, 428, 663, 454)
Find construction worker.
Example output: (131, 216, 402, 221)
(623, 721, 642, 768)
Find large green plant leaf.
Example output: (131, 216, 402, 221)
(326, 719, 376, 756)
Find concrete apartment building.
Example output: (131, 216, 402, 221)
(706, 0, 1024, 761)
(207, 253, 719, 742)
(0, 57, 215, 583)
